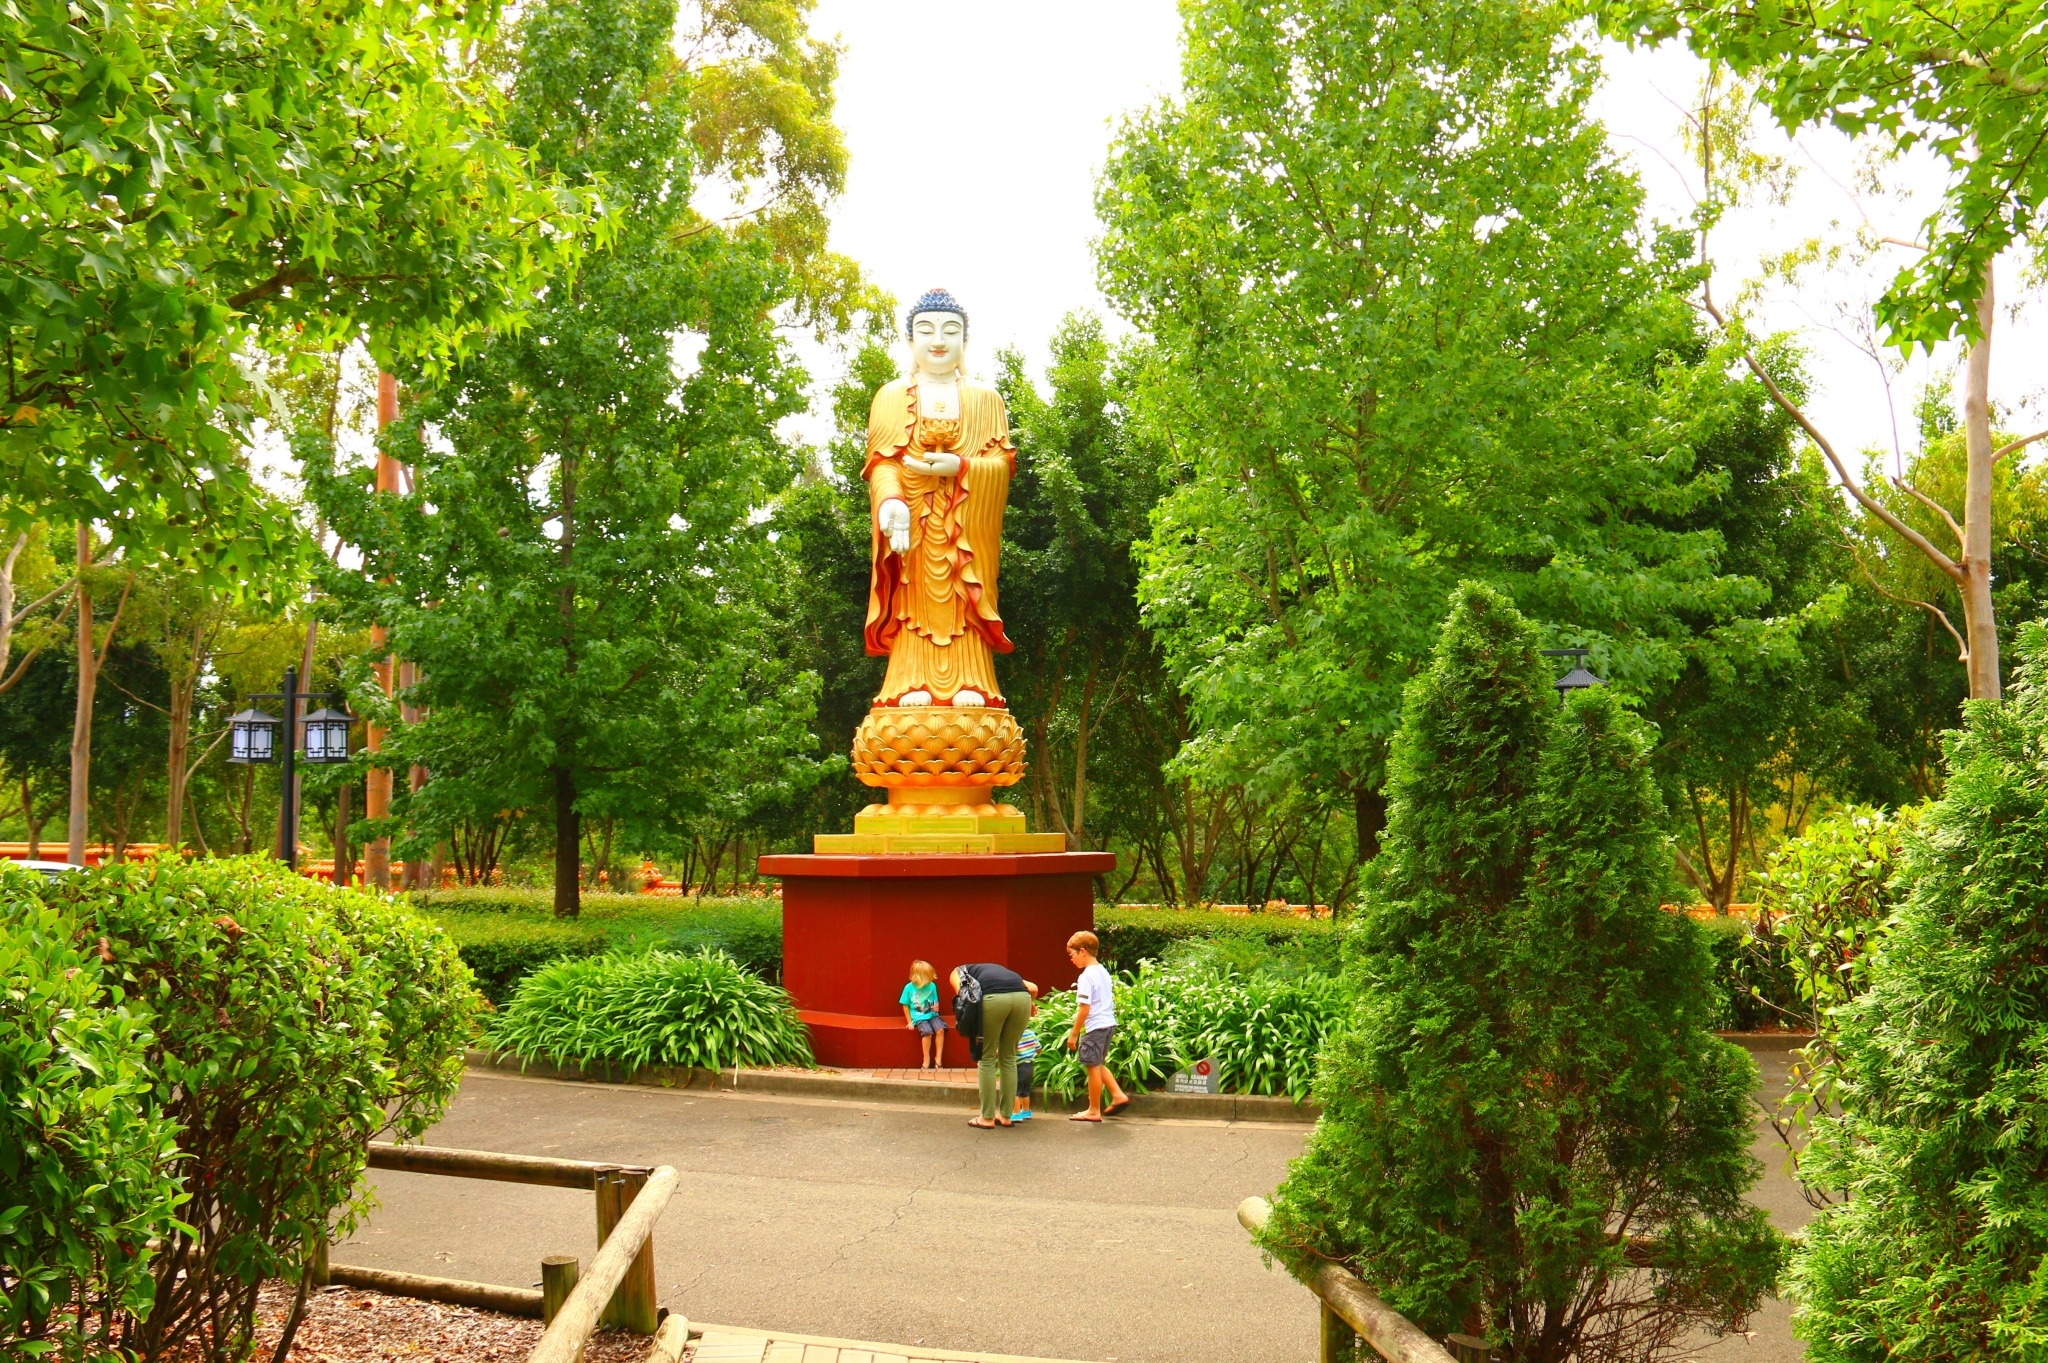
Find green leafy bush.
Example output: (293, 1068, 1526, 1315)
(0, 890, 183, 1361)
(432, 912, 608, 1005)
(1030, 960, 1346, 1103)
(1264, 584, 1783, 1361)
(1787, 630, 2048, 1362)
(490, 949, 813, 1073)
(25, 857, 476, 1362)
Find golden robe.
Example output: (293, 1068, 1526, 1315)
(864, 377, 1015, 705)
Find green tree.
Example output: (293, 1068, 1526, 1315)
(1787, 624, 2048, 1361)
(1263, 584, 1783, 1363)
(1599, 0, 2047, 699)
(307, 0, 847, 913)
(0, 0, 595, 566)
(1098, 0, 1780, 878)
(994, 315, 1167, 856)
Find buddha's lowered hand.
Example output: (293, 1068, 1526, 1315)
(879, 497, 912, 553)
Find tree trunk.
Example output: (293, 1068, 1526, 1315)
(553, 762, 579, 917)
(1961, 265, 2001, 700)
(22, 777, 43, 859)
(553, 450, 579, 916)
(1355, 783, 1388, 865)
(67, 525, 92, 865)
(165, 671, 191, 845)
(334, 781, 354, 887)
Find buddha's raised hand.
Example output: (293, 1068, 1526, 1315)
(879, 497, 912, 553)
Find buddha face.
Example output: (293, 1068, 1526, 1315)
(910, 311, 966, 379)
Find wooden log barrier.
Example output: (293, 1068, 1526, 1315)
(541, 1257, 580, 1325)
(1236, 1197, 1461, 1363)
(327, 1263, 544, 1317)
(528, 1165, 681, 1363)
(594, 1167, 660, 1333)
(368, 1141, 651, 1190)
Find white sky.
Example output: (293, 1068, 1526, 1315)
(794, 3, 2045, 471)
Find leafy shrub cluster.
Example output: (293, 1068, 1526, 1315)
(415, 889, 784, 1002)
(1785, 631, 2048, 1362)
(1, 894, 183, 1361)
(490, 949, 813, 1073)
(1, 858, 476, 1362)
(1030, 955, 1346, 1102)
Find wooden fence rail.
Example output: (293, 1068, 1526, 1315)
(318, 1141, 674, 1354)
(1236, 1196, 1474, 1363)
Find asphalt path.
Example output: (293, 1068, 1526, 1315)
(336, 1053, 1813, 1363)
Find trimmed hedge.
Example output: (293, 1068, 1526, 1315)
(413, 889, 783, 1003)
(1094, 907, 1341, 975)
(424, 891, 1341, 1007)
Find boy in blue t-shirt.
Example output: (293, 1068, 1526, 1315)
(900, 959, 946, 1070)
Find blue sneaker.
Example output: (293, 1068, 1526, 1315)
(1012, 1109, 1034, 1121)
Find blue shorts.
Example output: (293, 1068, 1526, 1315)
(914, 1016, 947, 1037)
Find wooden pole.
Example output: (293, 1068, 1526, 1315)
(1444, 1334, 1491, 1363)
(364, 370, 400, 891)
(1324, 1301, 1359, 1363)
(326, 1263, 542, 1316)
(529, 1165, 679, 1363)
(541, 1257, 579, 1325)
(1237, 1198, 1459, 1363)
(594, 1167, 659, 1333)
(367, 1140, 647, 1189)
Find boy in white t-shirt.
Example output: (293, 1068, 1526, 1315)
(1064, 930, 1130, 1121)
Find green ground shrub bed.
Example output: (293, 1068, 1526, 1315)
(489, 949, 813, 1073)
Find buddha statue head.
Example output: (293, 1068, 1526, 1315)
(906, 287, 967, 381)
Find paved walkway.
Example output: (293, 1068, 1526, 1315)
(338, 1071, 1317, 1363)
(338, 1053, 1813, 1363)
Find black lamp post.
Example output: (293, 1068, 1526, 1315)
(1540, 647, 1604, 705)
(227, 665, 354, 870)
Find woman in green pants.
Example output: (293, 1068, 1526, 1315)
(952, 963, 1037, 1127)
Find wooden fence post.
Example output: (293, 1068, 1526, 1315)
(542, 1257, 580, 1325)
(593, 1167, 659, 1333)
(1323, 1300, 1359, 1363)
(1445, 1333, 1491, 1363)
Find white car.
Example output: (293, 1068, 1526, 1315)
(4, 859, 89, 878)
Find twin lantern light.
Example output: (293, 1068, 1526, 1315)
(227, 699, 355, 765)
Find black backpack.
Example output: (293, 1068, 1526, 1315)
(953, 967, 984, 1056)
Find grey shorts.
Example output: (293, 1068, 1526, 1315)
(1077, 1026, 1115, 1068)
(914, 1016, 947, 1037)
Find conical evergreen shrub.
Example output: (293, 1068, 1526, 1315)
(1788, 623, 2048, 1362)
(1263, 583, 1782, 1363)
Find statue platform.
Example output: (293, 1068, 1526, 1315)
(812, 800, 1067, 855)
(760, 850, 1116, 1068)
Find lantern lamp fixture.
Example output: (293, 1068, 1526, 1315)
(237, 665, 358, 869)
(301, 706, 356, 765)
(227, 707, 281, 764)
(1539, 647, 1604, 704)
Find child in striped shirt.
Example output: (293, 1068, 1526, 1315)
(1012, 1023, 1040, 1121)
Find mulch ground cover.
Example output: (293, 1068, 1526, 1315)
(170, 1279, 662, 1362)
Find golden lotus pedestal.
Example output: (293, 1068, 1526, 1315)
(811, 705, 1066, 855)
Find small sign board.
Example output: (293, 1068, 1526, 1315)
(1171, 1057, 1221, 1095)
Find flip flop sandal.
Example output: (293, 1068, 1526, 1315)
(1069, 1113, 1103, 1122)
(1104, 1099, 1132, 1117)
(968, 1118, 999, 1129)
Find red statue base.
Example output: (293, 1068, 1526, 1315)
(759, 851, 1115, 1068)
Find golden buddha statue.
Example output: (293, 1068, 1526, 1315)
(814, 288, 1062, 855)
